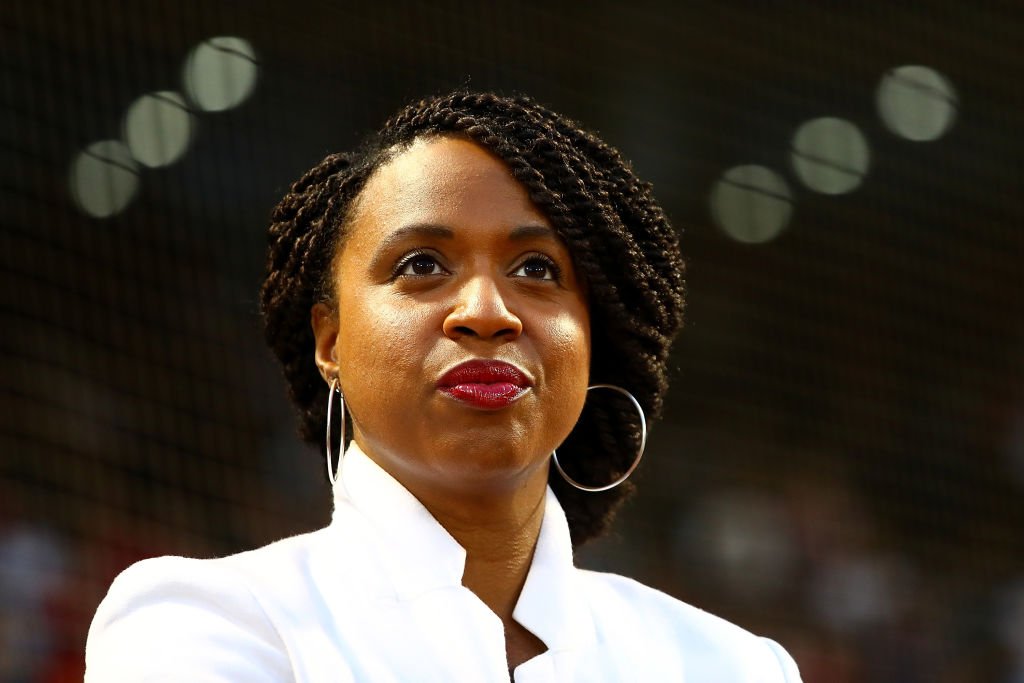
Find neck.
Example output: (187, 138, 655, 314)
(427, 484, 551, 672)
(430, 488, 547, 622)
(351, 440, 552, 670)
(354, 435, 552, 618)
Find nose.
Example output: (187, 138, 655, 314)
(442, 275, 523, 342)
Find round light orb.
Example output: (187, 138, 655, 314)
(123, 90, 193, 168)
(711, 165, 793, 244)
(183, 36, 258, 112)
(877, 65, 957, 141)
(69, 140, 140, 218)
(791, 117, 870, 195)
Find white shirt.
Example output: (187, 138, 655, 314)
(86, 444, 802, 682)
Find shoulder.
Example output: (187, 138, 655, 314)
(85, 531, 330, 683)
(578, 570, 802, 682)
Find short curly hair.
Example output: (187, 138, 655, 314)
(260, 91, 685, 547)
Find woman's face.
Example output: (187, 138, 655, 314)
(312, 136, 591, 501)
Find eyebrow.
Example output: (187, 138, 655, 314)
(374, 222, 557, 257)
(371, 223, 454, 262)
(389, 223, 456, 243)
(508, 224, 558, 241)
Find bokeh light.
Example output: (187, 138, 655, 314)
(877, 65, 958, 141)
(123, 91, 193, 168)
(69, 140, 140, 218)
(183, 36, 259, 112)
(791, 116, 870, 194)
(711, 165, 793, 244)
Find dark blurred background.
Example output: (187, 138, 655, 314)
(2, 1, 1023, 681)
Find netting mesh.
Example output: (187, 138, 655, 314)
(2, 2, 1023, 681)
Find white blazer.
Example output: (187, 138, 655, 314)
(86, 444, 802, 682)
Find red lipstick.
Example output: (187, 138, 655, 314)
(436, 360, 532, 410)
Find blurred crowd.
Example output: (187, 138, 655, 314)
(3, 429, 1022, 682)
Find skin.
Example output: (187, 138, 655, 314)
(311, 136, 591, 672)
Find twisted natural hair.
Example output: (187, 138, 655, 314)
(260, 91, 685, 548)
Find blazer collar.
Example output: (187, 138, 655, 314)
(329, 442, 595, 653)
(331, 442, 466, 596)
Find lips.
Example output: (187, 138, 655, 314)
(436, 360, 532, 410)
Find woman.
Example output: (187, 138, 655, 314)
(86, 91, 802, 681)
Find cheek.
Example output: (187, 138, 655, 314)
(549, 323, 590, 380)
(542, 307, 591, 415)
(335, 293, 436, 415)
(549, 300, 590, 371)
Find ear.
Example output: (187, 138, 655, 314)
(311, 301, 340, 382)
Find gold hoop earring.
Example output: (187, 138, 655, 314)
(551, 384, 647, 493)
(325, 377, 346, 485)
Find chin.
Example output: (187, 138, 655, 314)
(431, 433, 548, 487)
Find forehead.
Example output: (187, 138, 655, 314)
(348, 136, 551, 237)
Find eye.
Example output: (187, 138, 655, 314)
(511, 255, 561, 282)
(395, 251, 446, 277)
